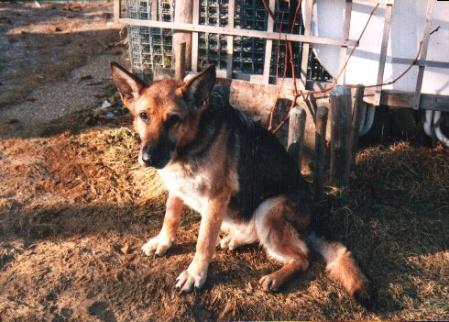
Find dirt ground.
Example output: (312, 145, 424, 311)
(0, 1, 123, 135)
(1, 2, 448, 322)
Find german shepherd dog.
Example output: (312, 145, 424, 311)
(111, 63, 370, 305)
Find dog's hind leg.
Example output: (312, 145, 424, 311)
(254, 196, 310, 291)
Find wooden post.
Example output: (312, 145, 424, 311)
(288, 107, 306, 170)
(151, 0, 158, 21)
(314, 106, 328, 199)
(174, 42, 186, 80)
(173, 0, 193, 71)
(191, 0, 199, 72)
(329, 85, 352, 189)
(113, 0, 121, 23)
(350, 85, 365, 157)
(226, 0, 236, 79)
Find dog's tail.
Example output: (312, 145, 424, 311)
(307, 232, 371, 308)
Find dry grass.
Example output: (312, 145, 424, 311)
(0, 109, 448, 321)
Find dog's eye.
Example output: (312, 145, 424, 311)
(138, 111, 149, 123)
(166, 114, 181, 127)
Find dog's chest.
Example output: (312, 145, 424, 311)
(158, 166, 211, 214)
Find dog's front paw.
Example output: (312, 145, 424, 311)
(141, 234, 173, 256)
(175, 261, 208, 292)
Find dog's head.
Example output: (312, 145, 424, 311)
(111, 63, 216, 169)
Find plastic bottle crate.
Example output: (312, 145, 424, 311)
(125, 0, 174, 79)
(124, 0, 331, 82)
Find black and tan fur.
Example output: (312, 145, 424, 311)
(111, 63, 370, 305)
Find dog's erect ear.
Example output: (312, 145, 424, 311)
(178, 65, 216, 109)
(111, 62, 144, 102)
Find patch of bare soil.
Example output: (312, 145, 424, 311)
(0, 2, 122, 114)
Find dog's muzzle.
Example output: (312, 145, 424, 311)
(140, 146, 171, 169)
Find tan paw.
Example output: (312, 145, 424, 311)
(175, 260, 208, 293)
(141, 235, 172, 256)
(219, 235, 239, 250)
(259, 274, 281, 292)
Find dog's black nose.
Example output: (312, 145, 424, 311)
(141, 151, 152, 165)
(141, 145, 170, 169)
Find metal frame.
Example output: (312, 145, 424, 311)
(116, 0, 449, 115)
(118, 0, 356, 85)
(119, 18, 357, 49)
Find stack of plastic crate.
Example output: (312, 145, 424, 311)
(233, 0, 267, 74)
(125, 0, 174, 79)
(269, 0, 303, 81)
(124, 0, 331, 82)
(198, 0, 229, 70)
(269, 1, 331, 84)
(198, 0, 267, 75)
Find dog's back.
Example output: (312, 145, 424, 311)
(204, 84, 311, 223)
